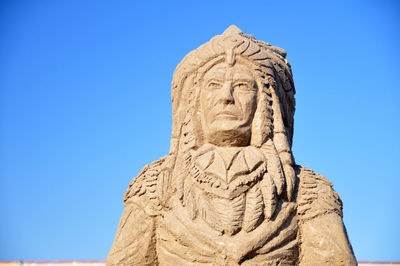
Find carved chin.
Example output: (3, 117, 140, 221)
(206, 128, 252, 147)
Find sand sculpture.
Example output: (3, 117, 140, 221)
(106, 25, 356, 265)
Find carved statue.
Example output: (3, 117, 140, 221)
(106, 25, 356, 265)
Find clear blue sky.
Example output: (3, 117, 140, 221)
(0, 0, 399, 262)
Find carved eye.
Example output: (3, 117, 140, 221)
(207, 81, 222, 90)
(234, 82, 253, 92)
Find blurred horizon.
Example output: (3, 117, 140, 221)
(1, 0, 399, 262)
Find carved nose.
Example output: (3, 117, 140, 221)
(220, 82, 234, 104)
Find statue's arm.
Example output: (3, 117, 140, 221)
(299, 212, 356, 265)
(297, 167, 356, 265)
(106, 202, 157, 266)
(106, 158, 168, 266)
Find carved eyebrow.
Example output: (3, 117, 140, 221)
(205, 78, 223, 84)
(233, 79, 254, 85)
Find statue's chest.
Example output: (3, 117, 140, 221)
(159, 147, 299, 264)
(156, 197, 299, 265)
(176, 147, 271, 235)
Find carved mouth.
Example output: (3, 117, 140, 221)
(215, 111, 238, 120)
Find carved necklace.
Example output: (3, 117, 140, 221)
(184, 144, 268, 199)
(177, 144, 277, 235)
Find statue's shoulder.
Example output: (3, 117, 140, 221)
(123, 155, 172, 216)
(295, 165, 343, 221)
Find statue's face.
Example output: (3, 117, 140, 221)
(200, 62, 257, 146)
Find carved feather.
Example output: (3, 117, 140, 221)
(260, 172, 277, 219)
(243, 184, 264, 232)
(176, 166, 185, 202)
(261, 140, 285, 196)
(283, 163, 295, 202)
(197, 192, 221, 233)
(212, 194, 245, 235)
(183, 178, 197, 220)
(156, 170, 171, 205)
